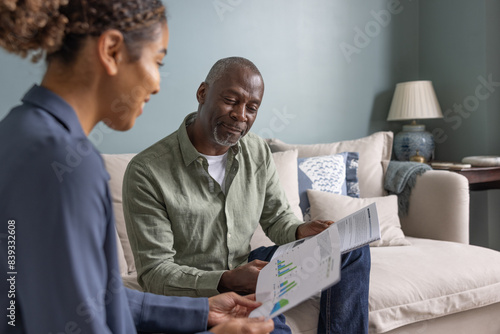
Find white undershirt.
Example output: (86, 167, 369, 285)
(200, 152, 228, 190)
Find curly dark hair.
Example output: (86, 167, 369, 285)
(0, 0, 167, 63)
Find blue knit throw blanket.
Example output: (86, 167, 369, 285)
(384, 161, 432, 216)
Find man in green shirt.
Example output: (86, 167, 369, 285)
(123, 57, 370, 333)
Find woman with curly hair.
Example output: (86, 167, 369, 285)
(0, 1, 273, 333)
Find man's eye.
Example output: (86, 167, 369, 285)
(224, 98, 236, 104)
(157, 62, 165, 68)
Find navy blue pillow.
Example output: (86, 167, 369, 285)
(298, 152, 359, 219)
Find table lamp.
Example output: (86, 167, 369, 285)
(387, 80, 443, 162)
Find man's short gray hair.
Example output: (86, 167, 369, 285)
(205, 56, 263, 85)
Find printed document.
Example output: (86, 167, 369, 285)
(249, 202, 380, 319)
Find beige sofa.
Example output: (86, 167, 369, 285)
(103, 131, 500, 334)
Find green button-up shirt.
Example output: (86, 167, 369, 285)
(123, 113, 302, 297)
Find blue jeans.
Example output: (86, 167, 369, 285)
(249, 245, 370, 334)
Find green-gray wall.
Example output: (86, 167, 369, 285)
(0, 0, 498, 249)
(419, 0, 500, 250)
(0, 0, 420, 152)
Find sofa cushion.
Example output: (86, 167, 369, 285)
(251, 150, 302, 249)
(297, 152, 359, 219)
(280, 238, 500, 334)
(272, 149, 302, 220)
(115, 228, 128, 276)
(307, 190, 410, 247)
(283, 293, 321, 334)
(266, 131, 393, 198)
(122, 272, 143, 292)
(102, 153, 137, 274)
(369, 237, 500, 333)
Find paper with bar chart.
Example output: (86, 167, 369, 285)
(249, 223, 341, 319)
(249, 203, 380, 319)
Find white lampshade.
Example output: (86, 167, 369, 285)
(387, 80, 443, 121)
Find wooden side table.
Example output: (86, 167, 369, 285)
(432, 164, 500, 251)
(433, 165, 500, 191)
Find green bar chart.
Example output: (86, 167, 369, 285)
(277, 259, 297, 277)
(279, 280, 297, 297)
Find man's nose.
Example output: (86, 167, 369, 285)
(230, 105, 248, 122)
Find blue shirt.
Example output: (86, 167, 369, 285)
(0, 85, 210, 333)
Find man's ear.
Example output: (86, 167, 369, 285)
(196, 82, 208, 104)
(97, 29, 125, 76)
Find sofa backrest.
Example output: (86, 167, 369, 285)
(267, 131, 393, 198)
(102, 154, 137, 275)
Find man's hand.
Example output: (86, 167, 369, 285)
(296, 220, 334, 239)
(217, 260, 268, 294)
(207, 293, 261, 327)
(209, 317, 274, 334)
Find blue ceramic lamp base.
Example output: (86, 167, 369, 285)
(393, 123, 435, 162)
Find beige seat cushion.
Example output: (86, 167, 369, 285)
(251, 237, 500, 334)
(369, 237, 500, 333)
(266, 131, 393, 198)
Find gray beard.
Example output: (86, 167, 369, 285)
(213, 126, 242, 147)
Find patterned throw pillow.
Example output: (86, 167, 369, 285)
(298, 152, 359, 220)
(266, 132, 393, 198)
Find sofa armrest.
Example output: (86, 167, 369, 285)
(400, 170, 470, 244)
